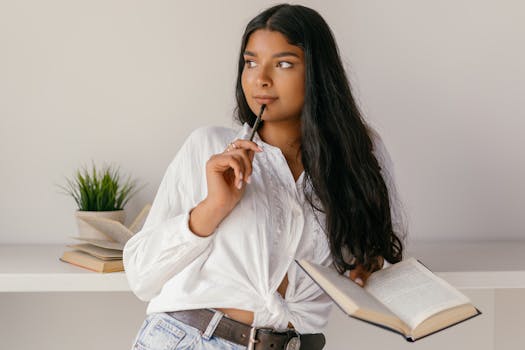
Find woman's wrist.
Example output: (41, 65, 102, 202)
(188, 197, 230, 237)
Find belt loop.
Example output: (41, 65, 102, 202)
(202, 309, 225, 340)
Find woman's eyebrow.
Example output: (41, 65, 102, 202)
(243, 50, 300, 58)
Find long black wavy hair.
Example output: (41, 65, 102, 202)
(234, 4, 404, 273)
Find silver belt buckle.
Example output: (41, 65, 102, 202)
(285, 331, 301, 350)
(247, 327, 260, 350)
(248, 327, 301, 350)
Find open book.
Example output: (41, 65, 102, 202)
(67, 243, 122, 260)
(60, 204, 151, 273)
(70, 204, 152, 249)
(296, 257, 481, 342)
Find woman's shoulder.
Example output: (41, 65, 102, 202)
(173, 123, 249, 163)
(165, 124, 243, 175)
(187, 124, 238, 142)
(183, 124, 244, 150)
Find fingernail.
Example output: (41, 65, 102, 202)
(355, 277, 363, 286)
(237, 173, 243, 189)
(246, 175, 252, 184)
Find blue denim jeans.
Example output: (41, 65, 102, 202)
(131, 310, 247, 350)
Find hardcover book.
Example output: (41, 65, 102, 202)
(60, 250, 124, 273)
(296, 257, 481, 341)
(59, 204, 151, 273)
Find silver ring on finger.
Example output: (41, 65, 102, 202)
(226, 141, 238, 152)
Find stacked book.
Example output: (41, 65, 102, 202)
(60, 204, 151, 273)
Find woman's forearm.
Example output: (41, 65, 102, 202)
(188, 198, 229, 237)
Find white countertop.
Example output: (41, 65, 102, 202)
(1, 241, 524, 292)
(0, 245, 128, 292)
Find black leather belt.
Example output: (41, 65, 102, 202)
(166, 309, 325, 350)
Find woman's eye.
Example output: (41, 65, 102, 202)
(278, 61, 293, 68)
(245, 60, 257, 68)
(244, 60, 293, 69)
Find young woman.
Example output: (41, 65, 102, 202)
(124, 4, 405, 350)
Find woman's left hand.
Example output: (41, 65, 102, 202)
(348, 256, 384, 287)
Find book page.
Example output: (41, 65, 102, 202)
(128, 204, 151, 234)
(297, 260, 398, 319)
(67, 243, 122, 260)
(70, 237, 125, 250)
(79, 216, 133, 243)
(365, 257, 471, 330)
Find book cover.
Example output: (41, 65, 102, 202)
(60, 250, 123, 273)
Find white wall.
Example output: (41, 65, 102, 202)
(1, 2, 524, 349)
(1, 0, 524, 244)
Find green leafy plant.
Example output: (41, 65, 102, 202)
(58, 162, 143, 211)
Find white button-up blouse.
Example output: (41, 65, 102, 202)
(123, 122, 402, 333)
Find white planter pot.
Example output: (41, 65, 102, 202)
(75, 210, 125, 240)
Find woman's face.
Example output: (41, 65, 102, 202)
(241, 29, 305, 122)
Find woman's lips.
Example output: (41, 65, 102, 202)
(254, 97, 278, 104)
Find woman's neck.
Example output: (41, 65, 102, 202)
(258, 120, 302, 160)
(258, 120, 303, 182)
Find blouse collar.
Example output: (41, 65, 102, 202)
(237, 122, 306, 188)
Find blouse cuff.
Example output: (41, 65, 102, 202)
(180, 210, 216, 242)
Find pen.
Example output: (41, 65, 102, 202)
(248, 104, 266, 142)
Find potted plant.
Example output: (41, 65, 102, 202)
(58, 162, 143, 240)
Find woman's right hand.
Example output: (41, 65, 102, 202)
(204, 139, 263, 216)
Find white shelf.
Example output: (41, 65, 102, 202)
(1, 241, 524, 292)
(406, 240, 525, 289)
(0, 245, 129, 292)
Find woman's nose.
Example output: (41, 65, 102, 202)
(256, 67, 272, 88)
